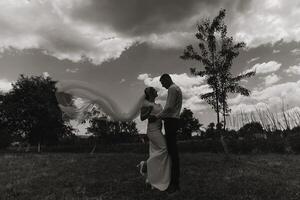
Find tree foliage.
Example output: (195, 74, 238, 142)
(0, 74, 73, 146)
(178, 108, 202, 139)
(87, 114, 139, 141)
(181, 9, 255, 129)
(238, 122, 264, 140)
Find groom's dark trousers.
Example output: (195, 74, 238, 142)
(164, 118, 180, 188)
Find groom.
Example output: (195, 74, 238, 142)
(156, 73, 182, 193)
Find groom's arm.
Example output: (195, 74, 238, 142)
(140, 106, 153, 121)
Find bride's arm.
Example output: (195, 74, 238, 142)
(140, 106, 153, 121)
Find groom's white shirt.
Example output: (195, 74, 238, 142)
(157, 83, 182, 119)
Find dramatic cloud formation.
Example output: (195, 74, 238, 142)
(0, 0, 300, 65)
(0, 0, 135, 65)
(231, 0, 300, 47)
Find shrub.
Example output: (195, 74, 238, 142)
(266, 134, 286, 153)
(288, 133, 300, 153)
(0, 126, 12, 149)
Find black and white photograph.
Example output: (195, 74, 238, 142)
(0, 0, 300, 199)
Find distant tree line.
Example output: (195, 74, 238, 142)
(0, 74, 203, 152)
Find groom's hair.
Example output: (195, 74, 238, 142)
(160, 73, 172, 82)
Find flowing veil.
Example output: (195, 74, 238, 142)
(55, 80, 145, 122)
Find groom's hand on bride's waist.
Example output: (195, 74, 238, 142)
(148, 115, 157, 123)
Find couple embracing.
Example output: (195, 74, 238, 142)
(55, 73, 182, 194)
(138, 73, 182, 194)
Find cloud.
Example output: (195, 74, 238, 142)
(66, 68, 79, 73)
(137, 73, 162, 90)
(291, 48, 300, 55)
(120, 78, 126, 84)
(285, 64, 300, 75)
(0, 1, 135, 65)
(264, 73, 280, 86)
(253, 81, 300, 104)
(85, 0, 300, 49)
(228, 80, 300, 114)
(245, 61, 282, 74)
(42, 72, 50, 78)
(71, 0, 203, 36)
(146, 32, 195, 49)
(273, 49, 280, 53)
(1, 0, 300, 66)
(247, 57, 260, 64)
(230, 0, 300, 47)
(0, 79, 12, 92)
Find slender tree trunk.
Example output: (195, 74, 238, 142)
(223, 100, 226, 130)
(223, 112, 226, 130)
(215, 90, 220, 125)
(215, 91, 229, 155)
(221, 101, 229, 156)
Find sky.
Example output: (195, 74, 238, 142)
(0, 0, 300, 134)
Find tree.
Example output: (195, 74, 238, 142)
(181, 9, 255, 129)
(88, 116, 110, 140)
(203, 122, 217, 139)
(0, 74, 73, 151)
(87, 112, 139, 148)
(219, 71, 255, 130)
(181, 9, 255, 154)
(181, 9, 227, 125)
(238, 122, 264, 140)
(179, 108, 202, 139)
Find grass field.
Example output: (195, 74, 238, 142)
(0, 153, 299, 200)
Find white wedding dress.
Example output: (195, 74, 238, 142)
(143, 100, 171, 191)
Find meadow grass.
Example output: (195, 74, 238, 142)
(0, 153, 299, 200)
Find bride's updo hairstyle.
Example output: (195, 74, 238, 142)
(144, 87, 156, 101)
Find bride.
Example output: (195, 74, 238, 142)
(138, 87, 171, 191)
(55, 81, 171, 191)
